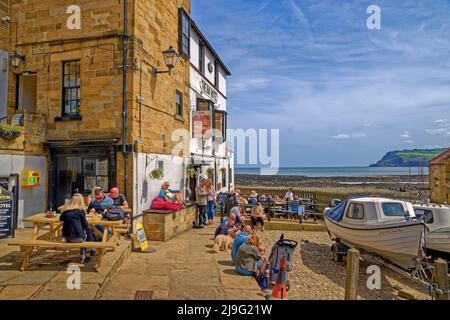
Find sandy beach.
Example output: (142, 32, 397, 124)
(236, 174, 429, 203)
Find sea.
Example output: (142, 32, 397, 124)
(235, 166, 429, 178)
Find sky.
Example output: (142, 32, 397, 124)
(191, 0, 450, 167)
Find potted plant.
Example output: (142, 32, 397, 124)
(186, 167, 196, 178)
(150, 168, 164, 180)
(206, 167, 214, 179)
(220, 167, 227, 176)
(0, 124, 21, 140)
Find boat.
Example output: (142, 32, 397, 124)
(325, 197, 425, 270)
(413, 204, 450, 260)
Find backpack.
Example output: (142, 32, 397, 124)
(104, 206, 125, 221)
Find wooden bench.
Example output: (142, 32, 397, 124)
(8, 240, 116, 272)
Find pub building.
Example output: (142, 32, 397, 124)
(187, 14, 234, 201)
(0, 1, 233, 229)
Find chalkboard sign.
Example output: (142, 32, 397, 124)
(0, 186, 13, 239)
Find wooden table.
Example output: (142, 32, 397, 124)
(22, 213, 128, 246)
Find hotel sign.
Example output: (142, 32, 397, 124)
(0, 186, 13, 239)
(200, 79, 218, 103)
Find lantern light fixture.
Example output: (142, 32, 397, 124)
(152, 46, 179, 77)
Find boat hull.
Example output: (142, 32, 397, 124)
(427, 227, 450, 256)
(325, 217, 424, 270)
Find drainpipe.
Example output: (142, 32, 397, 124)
(122, 0, 128, 197)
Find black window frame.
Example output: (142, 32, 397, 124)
(179, 9, 191, 58)
(199, 41, 205, 74)
(175, 90, 183, 117)
(196, 97, 212, 112)
(61, 60, 81, 118)
(214, 60, 219, 88)
(213, 109, 227, 142)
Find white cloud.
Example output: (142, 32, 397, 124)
(425, 128, 450, 136)
(401, 131, 411, 138)
(404, 139, 415, 144)
(330, 132, 367, 140)
(435, 119, 448, 124)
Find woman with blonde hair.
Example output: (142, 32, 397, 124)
(59, 193, 91, 264)
(205, 179, 216, 225)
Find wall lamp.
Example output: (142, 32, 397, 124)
(151, 46, 179, 77)
(10, 51, 25, 68)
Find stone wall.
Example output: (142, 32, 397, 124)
(0, 0, 9, 52)
(429, 160, 450, 204)
(142, 205, 196, 242)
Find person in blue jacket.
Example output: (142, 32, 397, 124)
(231, 225, 253, 263)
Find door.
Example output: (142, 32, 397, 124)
(16, 73, 37, 112)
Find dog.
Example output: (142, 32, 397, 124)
(213, 235, 233, 253)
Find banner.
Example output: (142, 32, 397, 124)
(0, 186, 13, 239)
(135, 220, 149, 252)
(192, 110, 212, 138)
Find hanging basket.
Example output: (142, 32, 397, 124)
(150, 168, 164, 180)
(206, 167, 214, 179)
(0, 125, 21, 140)
(186, 167, 196, 178)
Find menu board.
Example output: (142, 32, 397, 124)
(0, 186, 13, 239)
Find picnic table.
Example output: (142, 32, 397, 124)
(9, 212, 130, 271)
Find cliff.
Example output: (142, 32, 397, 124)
(370, 148, 447, 167)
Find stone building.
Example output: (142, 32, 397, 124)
(429, 148, 450, 204)
(0, 0, 200, 226)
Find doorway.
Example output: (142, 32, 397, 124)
(15, 73, 37, 112)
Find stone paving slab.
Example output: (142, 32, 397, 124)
(0, 228, 131, 300)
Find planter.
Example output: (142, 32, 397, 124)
(0, 127, 21, 140)
(150, 168, 164, 180)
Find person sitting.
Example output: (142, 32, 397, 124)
(229, 205, 244, 223)
(159, 181, 184, 205)
(235, 234, 262, 276)
(248, 191, 258, 204)
(109, 187, 129, 209)
(88, 187, 114, 214)
(231, 225, 252, 263)
(59, 193, 92, 264)
(234, 189, 248, 205)
(214, 217, 235, 238)
(250, 202, 266, 231)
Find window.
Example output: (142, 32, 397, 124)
(346, 203, 364, 220)
(382, 203, 406, 217)
(179, 9, 191, 57)
(214, 60, 219, 88)
(213, 110, 227, 141)
(199, 42, 205, 74)
(414, 209, 434, 224)
(62, 60, 80, 116)
(175, 91, 183, 117)
(196, 98, 211, 111)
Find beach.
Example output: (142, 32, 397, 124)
(235, 173, 429, 205)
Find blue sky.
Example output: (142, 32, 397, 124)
(191, 0, 450, 167)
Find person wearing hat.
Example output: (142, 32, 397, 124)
(248, 191, 258, 205)
(88, 187, 114, 214)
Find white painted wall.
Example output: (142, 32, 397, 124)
(0, 155, 47, 227)
(132, 152, 186, 219)
(190, 31, 200, 70)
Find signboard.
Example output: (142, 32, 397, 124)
(0, 186, 13, 239)
(200, 79, 218, 103)
(135, 220, 149, 252)
(192, 110, 212, 138)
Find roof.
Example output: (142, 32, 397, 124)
(191, 20, 232, 76)
(429, 148, 450, 165)
(350, 197, 407, 203)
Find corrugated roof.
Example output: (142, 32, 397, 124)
(429, 148, 450, 165)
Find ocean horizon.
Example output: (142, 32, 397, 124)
(235, 166, 429, 177)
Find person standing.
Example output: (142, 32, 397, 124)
(205, 179, 217, 225)
(195, 179, 208, 228)
(285, 187, 294, 201)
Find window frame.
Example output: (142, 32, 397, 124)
(214, 60, 219, 88)
(199, 41, 205, 74)
(179, 9, 191, 58)
(213, 109, 227, 141)
(61, 59, 81, 118)
(346, 203, 365, 220)
(382, 203, 406, 217)
(175, 90, 183, 117)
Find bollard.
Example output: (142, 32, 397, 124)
(434, 259, 449, 301)
(344, 248, 359, 300)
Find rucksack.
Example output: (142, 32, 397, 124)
(104, 206, 125, 221)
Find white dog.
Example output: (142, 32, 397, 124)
(213, 235, 233, 253)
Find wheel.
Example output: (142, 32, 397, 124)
(331, 243, 343, 262)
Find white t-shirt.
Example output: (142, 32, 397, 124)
(285, 191, 294, 201)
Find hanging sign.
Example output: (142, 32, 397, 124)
(192, 110, 212, 138)
(0, 186, 13, 239)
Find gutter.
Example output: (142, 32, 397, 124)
(122, 0, 129, 197)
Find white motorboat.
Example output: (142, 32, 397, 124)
(325, 197, 425, 270)
(413, 204, 450, 259)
